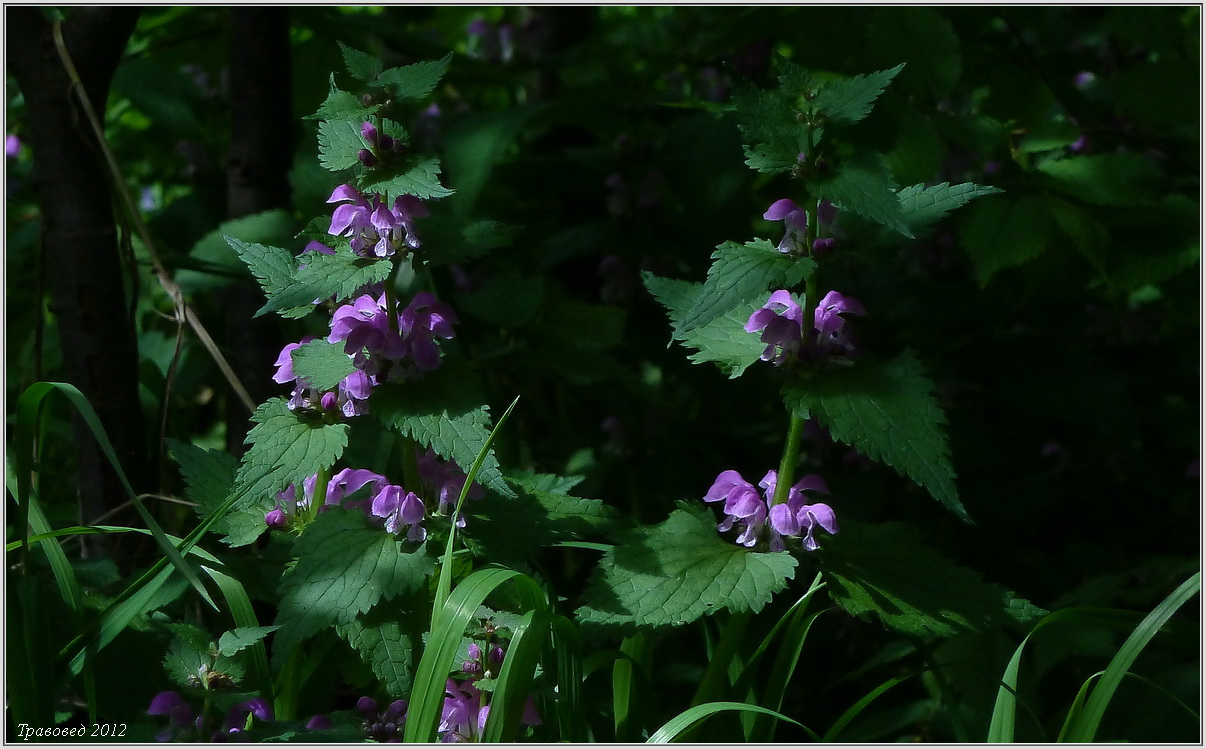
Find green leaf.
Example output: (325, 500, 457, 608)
(226, 237, 297, 306)
(576, 506, 798, 629)
(181, 210, 295, 294)
(735, 87, 809, 173)
(307, 74, 379, 121)
(273, 509, 434, 663)
(373, 53, 453, 101)
(647, 701, 811, 744)
(290, 339, 356, 391)
(783, 351, 964, 521)
(226, 398, 349, 546)
(678, 239, 816, 333)
(167, 439, 238, 516)
(1037, 153, 1164, 207)
(359, 155, 454, 201)
(957, 194, 1053, 284)
(339, 609, 413, 697)
(642, 273, 765, 379)
(817, 521, 1038, 637)
(897, 181, 1004, 236)
(373, 367, 513, 497)
(218, 626, 281, 657)
(813, 64, 904, 125)
(506, 470, 585, 495)
(464, 480, 621, 563)
(339, 41, 383, 81)
(815, 152, 912, 238)
(318, 118, 366, 172)
(257, 250, 393, 318)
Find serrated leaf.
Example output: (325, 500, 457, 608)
(957, 194, 1053, 284)
(735, 87, 809, 173)
(372, 368, 513, 497)
(783, 351, 965, 521)
(742, 143, 799, 174)
(340, 610, 413, 697)
(897, 181, 1004, 235)
(813, 64, 904, 125)
(226, 237, 297, 303)
(167, 440, 238, 515)
(505, 471, 585, 495)
(372, 53, 453, 101)
(226, 398, 349, 546)
(464, 481, 621, 564)
(643, 273, 765, 379)
(815, 153, 912, 238)
(678, 239, 816, 333)
(359, 155, 454, 201)
(318, 118, 366, 172)
(340, 41, 383, 81)
(576, 506, 797, 629)
(218, 626, 281, 657)
(290, 339, 356, 391)
(273, 509, 434, 664)
(257, 250, 393, 317)
(818, 521, 1041, 636)
(1037, 153, 1164, 207)
(777, 60, 819, 97)
(307, 74, 380, 121)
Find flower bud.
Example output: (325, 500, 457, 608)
(264, 509, 287, 529)
(812, 237, 836, 254)
(378, 134, 395, 151)
(357, 697, 379, 718)
(361, 93, 375, 106)
(320, 392, 338, 412)
(358, 149, 378, 168)
(360, 121, 379, 143)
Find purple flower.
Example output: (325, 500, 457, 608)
(418, 448, 483, 519)
(305, 715, 332, 731)
(744, 290, 804, 365)
(269, 468, 387, 529)
(361, 698, 408, 742)
(147, 691, 193, 728)
(327, 185, 425, 258)
(225, 698, 273, 733)
(5, 134, 20, 158)
(399, 292, 458, 373)
(703, 469, 838, 550)
(330, 294, 405, 364)
(371, 485, 427, 542)
(814, 290, 867, 354)
(764, 198, 809, 254)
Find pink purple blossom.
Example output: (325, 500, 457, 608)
(704, 469, 837, 551)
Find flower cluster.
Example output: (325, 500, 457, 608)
(438, 677, 541, 743)
(147, 692, 324, 743)
(357, 696, 409, 742)
(745, 288, 866, 366)
(764, 197, 839, 256)
(328, 183, 428, 259)
(704, 469, 838, 551)
(274, 337, 374, 418)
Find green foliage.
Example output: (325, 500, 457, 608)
(783, 351, 965, 521)
(897, 181, 1004, 236)
(678, 239, 816, 333)
(338, 41, 383, 82)
(576, 506, 798, 630)
(273, 509, 434, 664)
(257, 250, 393, 318)
(814, 152, 912, 237)
(225, 237, 300, 313)
(372, 368, 513, 497)
(339, 609, 413, 697)
(642, 273, 765, 378)
(359, 155, 455, 201)
(958, 194, 1054, 284)
(227, 398, 350, 546)
(218, 626, 281, 657)
(167, 439, 238, 514)
(1037, 153, 1164, 208)
(817, 522, 1044, 637)
(318, 117, 366, 172)
(290, 339, 356, 391)
(735, 87, 811, 173)
(813, 64, 905, 126)
(308, 74, 379, 121)
(372, 53, 454, 101)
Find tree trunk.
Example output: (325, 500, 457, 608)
(223, 7, 293, 456)
(7, 7, 148, 546)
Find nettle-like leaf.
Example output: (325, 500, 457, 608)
(307, 74, 380, 122)
(339, 41, 384, 82)
(576, 505, 797, 630)
(958, 194, 1053, 285)
(273, 509, 434, 665)
(218, 626, 281, 658)
(783, 350, 965, 521)
(812, 63, 905, 126)
(506, 470, 585, 495)
(736, 87, 810, 173)
(257, 250, 393, 318)
(166, 439, 264, 546)
(372, 365, 513, 497)
(678, 239, 816, 334)
(897, 181, 1003, 236)
(818, 521, 1046, 637)
(226, 237, 296, 304)
(372, 53, 453, 101)
(359, 155, 454, 201)
(815, 152, 912, 238)
(318, 118, 366, 172)
(642, 273, 765, 379)
(291, 339, 356, 391)
(1037, 152, 1163, 208)
(226, 398, 350, 546)
(463, 477, 622, 564)
(339, 607, 413, 698)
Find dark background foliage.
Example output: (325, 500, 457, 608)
(6, 6, 1199, 742)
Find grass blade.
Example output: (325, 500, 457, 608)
(482, 608, 551, 742)
(749, 606, 829, 741)
(823, 674, 915, 741)
(646, 701, 813, 743)
(1060, 572, 1200, 742)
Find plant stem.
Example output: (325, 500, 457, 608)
(400, 435, 422, 495)
(310, 464, 330, 524)
(771, 415, 807, 507)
